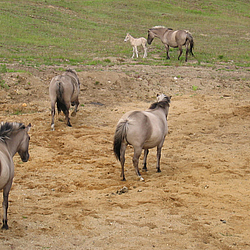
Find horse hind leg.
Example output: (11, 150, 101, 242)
(156, 146, 162, 173)
(142, 149, 149, 171)
(51, 102, 56, 131)
(133, 147, 144, 181)
(178, 46, 183, 60)
(120, 143, 127, 181)
(71, 98, 79, 117)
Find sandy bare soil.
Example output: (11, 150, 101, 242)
(0, 61, 250, 249)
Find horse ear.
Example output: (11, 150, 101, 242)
(27, 123, 31, 132)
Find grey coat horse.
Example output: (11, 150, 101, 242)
(0, 122, 31, 229)
(49, 69, 80, 130)
(147, 26, 194, 62)
(113, 94, 171, 181)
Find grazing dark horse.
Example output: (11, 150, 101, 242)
(147, 26, 194, 62)
(49, 69, 80, 130)
(0, 122, 31, 229)
(113, 94, 171, 181)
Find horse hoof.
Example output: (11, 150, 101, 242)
(2, 224, 9, 230)
(157, 169, 161, 173)
(139, 176, 145, 182)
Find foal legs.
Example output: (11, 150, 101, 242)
(132, 46, 139, 58)
(142, 44, 147, 58)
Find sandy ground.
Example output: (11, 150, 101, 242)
(0, 61, 250, 249)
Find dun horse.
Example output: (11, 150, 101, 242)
(147, 26, 194, 62)
(49, 69, 80, 130)
(124, 33, 147, 58)
(0, 122, 31, 229)
(113, 94, 171, 181)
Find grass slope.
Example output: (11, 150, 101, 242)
(0, 0, 249, 67)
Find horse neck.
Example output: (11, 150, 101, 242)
(5, 132, 22, 157)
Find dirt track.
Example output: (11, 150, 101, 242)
(0, 62, 250, 249)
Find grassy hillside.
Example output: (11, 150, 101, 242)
(0, 0, 249, 67)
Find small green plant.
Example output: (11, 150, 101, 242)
(192, 85, 198, 91)
(0, 64, 7, 73)
(0, 79, 9, 89)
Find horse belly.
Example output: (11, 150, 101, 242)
(0, 158, 11, 189)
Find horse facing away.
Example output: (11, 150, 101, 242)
(113, 94, 171, 181)
(147, 26, 194, 62)
(49, 69, 80, 131)
(124, 33, 147, 58)
(0, 122, 31, 229)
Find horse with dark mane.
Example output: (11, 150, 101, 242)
(147, 26, 194, 62)
(113, 94, 171, 181)
(49, 69, 80, 130)
(0, 122, 31, 229)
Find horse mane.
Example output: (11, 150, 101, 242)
(66, 69, 77, 75)
(151, 26, 166, 29)
(0, 122, 25, 142)
(149, 98, 171, 110)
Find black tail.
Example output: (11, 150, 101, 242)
(113, 121, 128, 161)
(187, 33, 194, 57)
(56, 82, 68, 115)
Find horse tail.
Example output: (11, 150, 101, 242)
(186, 32, 194, 57)
(56, 81, 68, 115)
(113, 120, 128, 161)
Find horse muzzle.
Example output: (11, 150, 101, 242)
(20, 152, 29, 162)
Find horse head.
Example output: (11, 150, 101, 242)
(147, 29, 155, 44)
(18, 123, 31, 162)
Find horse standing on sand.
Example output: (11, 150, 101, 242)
(124, 33, 147, 58)
(113, 94, 171, 181)
(147, 26, 194, 62)
(0, 122, 31, 229)
(49, 69, 80, 130)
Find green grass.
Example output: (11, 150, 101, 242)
(0, 0, 249, 67)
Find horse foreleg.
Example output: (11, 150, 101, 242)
(178, 46, 183, 60)
(133, 147, 144, 181)
(142, 44, 147, 58)
(132, 47, 135, 58)
(165, 44, 170, 59)
(156, 146, 162, 173)
(135, 46, 139, 58)
(142, 149, 149, 171)
(120, 143, 126, 181)
(2, 181, 12, 230)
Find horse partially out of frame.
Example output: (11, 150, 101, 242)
(0, 122, 31, 229)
